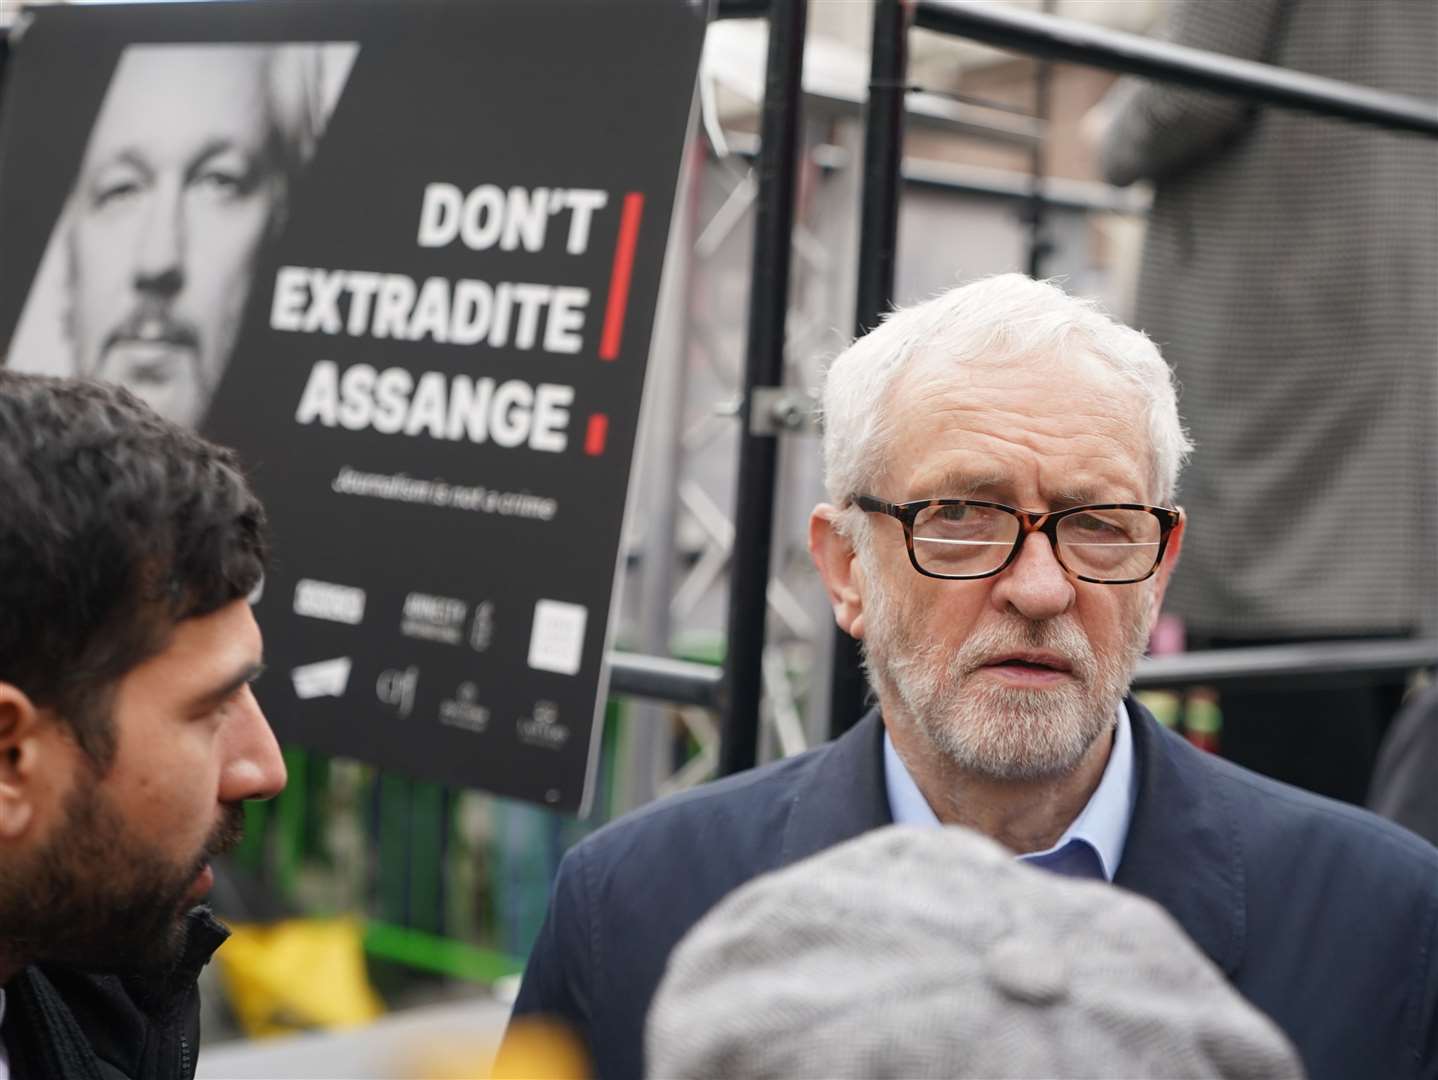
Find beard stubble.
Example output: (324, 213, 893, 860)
(862, 567, 1152, 781)
(0, 776, 246, 975)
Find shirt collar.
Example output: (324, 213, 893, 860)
(882, 700, 1137, 881)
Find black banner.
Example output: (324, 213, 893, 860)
(0, 0, 706, 813)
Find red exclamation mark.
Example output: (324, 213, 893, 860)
(584, 413, 609, 456)
(599, 192, 645, 361)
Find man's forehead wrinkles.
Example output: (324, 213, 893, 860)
(909, 416, 1133, 465)
(907, 467, 1116, 507)
(907, 466, 1008, 500)
(897, 420, 1149, 505)
(906, 387, 1142, 453)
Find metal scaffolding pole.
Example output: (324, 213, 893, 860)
(719, 0, 807, 776)
(620, 139, 702, 812)
(914, 0, 1438, 136)
(606, 637, 1438, 707)
(1024, 0, 1056, 279)
(828, 0, 910, 740)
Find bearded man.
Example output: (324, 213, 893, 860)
(0, 370, 286, 1078)
(506, 275, 1438, 1080)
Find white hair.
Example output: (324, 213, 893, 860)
(820, 274, 1193, 521)
(264, 43, 358, 172)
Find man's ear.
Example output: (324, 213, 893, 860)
(1147, 509, 1186, 626)
(809, 504, 868, 640)
(0, 683, 46, 840)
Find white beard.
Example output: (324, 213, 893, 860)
(861, 572, 1151, 781)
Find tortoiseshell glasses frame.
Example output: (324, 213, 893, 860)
(852, 495, 1182, 584)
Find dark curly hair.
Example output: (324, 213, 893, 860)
(0, 371, 269, 767)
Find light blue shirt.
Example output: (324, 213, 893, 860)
(883, 701, 1137, 881)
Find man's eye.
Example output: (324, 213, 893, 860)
(190, 151, 258, 200)
(89, 172, 146, 210)
(192, 170, 246, 197)
(202, 685, 248, 724)
(917, 504, 1007, 541)
(1070, 514, 1127, 539)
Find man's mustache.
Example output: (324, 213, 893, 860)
(176, 803, 247, 896)
(101, 302, 200, 357)
(959, 617, 1096, 680)
(204, 803, 248, 862)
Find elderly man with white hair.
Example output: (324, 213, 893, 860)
(506, 275, 1438, 1080)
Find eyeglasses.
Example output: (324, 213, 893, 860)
(852, 495, 1182, 584)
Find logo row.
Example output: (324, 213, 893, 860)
(291, 577, 587, 676)
(293, 578, 492, 649)
(289, 657, 571, 750)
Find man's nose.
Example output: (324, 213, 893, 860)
(988, 531, 1076, 621)
(134, 187, 185, 298)
(219, 686, 288, 803)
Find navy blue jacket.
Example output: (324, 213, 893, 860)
(512, 702, 1438, 1080)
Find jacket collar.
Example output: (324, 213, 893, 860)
(779, 709, 892, 866)
(1115, 697, 1246, 975)
(120, 906, 230, 1018)
(778, 701, 1246, 977)
(4, 906, 230, 1080)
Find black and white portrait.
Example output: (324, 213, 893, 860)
(8, 42, 357, 426)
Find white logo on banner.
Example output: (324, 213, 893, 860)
(377, 665, 419, 720)
(293, 578, 367, 625)
(469, 601, 495, 653)
(518, 699, 570, 750)
(439, 681, 490, 733)
(527, 599, 587, 675)
(401, 591, 467, 645)
(291, 657, 352, 699)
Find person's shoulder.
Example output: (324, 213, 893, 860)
(572, 738, 833, 869)
(1167, 725, 1438, 882)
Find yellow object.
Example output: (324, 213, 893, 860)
(215, 916, 385, 1038)
(487, 1017, 590, 1080)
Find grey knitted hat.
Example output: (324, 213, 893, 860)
(646, 825, 1304, 1080)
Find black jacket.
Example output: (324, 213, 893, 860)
(2, 908, 228, 1080)
(512, 702, 1438, 1080)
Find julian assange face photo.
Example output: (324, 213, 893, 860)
(64, 47, 288, 428)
